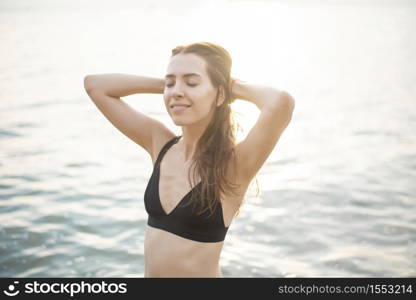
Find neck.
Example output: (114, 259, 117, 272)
(178, 114, 213, 162)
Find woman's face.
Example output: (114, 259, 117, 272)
(164, 53, 224, 126)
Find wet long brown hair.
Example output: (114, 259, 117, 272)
(170, 41, 257, 219)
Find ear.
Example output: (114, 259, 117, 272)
(216, 85, 225, 106)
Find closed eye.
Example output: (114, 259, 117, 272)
(166, 83, 197, 88)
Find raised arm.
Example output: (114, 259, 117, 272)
(232, 79, 295, 182)
(83, 74, 175, 157)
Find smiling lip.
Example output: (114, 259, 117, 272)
(171, 104, 191, 113)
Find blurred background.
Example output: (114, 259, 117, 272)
(1, 0, 415, 277)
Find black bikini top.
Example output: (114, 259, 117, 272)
(144, 135, 229, 243)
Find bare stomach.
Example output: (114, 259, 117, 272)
(144, 225, 225, 277)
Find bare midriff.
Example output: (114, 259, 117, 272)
(144, 225, 225, 277)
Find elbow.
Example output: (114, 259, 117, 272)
(83, 75, 97, 94)
(279, 90, 295, 105)
(273, 90, 295, 114)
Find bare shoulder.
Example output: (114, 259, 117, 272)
(222, 147, 254, 199)
(149, 128, 176, 166)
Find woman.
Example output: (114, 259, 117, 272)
(83, 42, 295, 277)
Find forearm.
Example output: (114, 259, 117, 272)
(232, 79, 289, 110)
(84, 73, 165, 97)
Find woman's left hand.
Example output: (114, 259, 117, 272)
(229, 77, 242, 103)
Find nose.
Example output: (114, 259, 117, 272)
(171, 82, 185, 98)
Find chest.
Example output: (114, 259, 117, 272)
(157, 152, 245, 228)
(158, 158, 199, 215)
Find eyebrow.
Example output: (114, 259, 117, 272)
(164, 73, 201, 79)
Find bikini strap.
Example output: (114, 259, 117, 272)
(154, 135, 181, 167)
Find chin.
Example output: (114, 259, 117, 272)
(171, 115, 200, 127)
(173, 121, 186, 126)
(171, 118, 190, 126)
